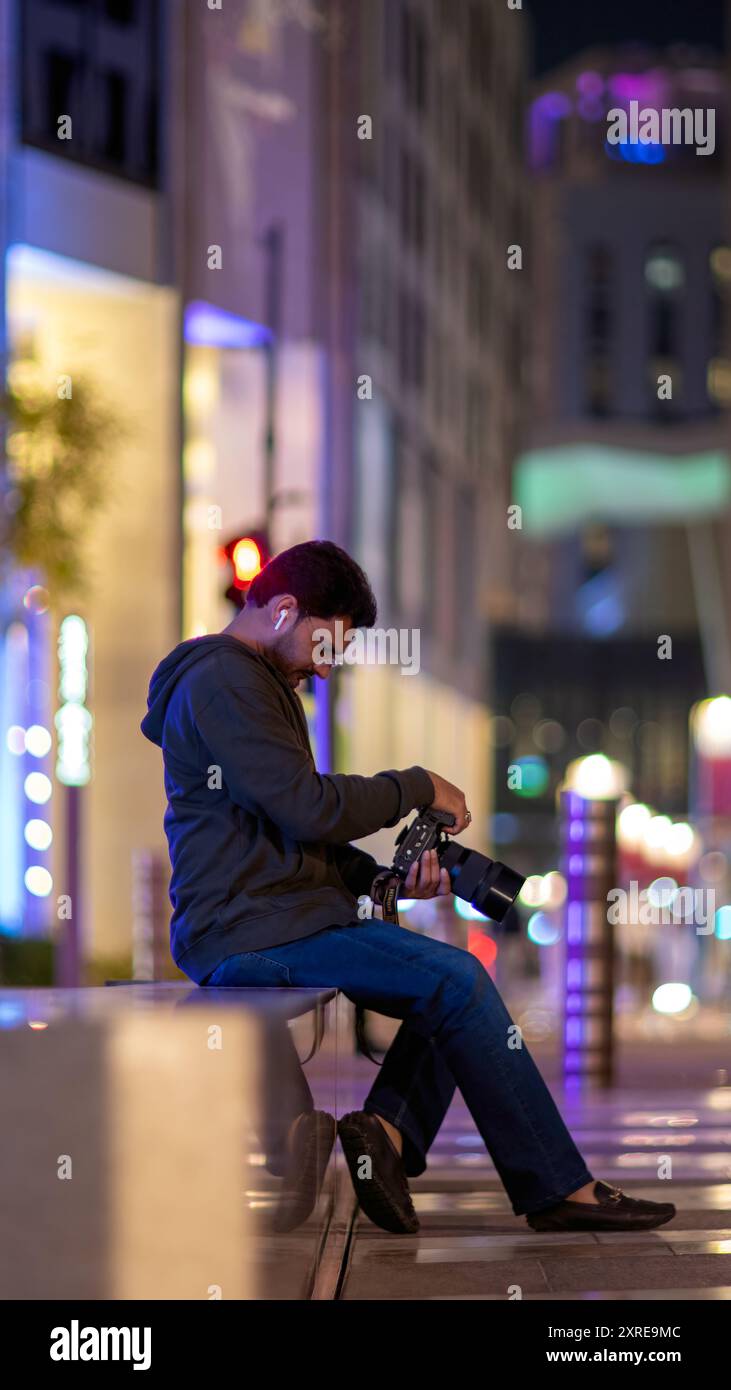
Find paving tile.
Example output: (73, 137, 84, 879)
(354, 1241, 673, 1265)
(344, 1256, 549, 1299)
(665, 1240, 731, 1255)
(542, 1255, 731, 1293)
(424, 1288, 731, 1300)
(354, 1231, 601, 1252)
(595, 1227, 731, 1244)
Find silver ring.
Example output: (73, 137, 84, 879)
(465, 810, 472, 824)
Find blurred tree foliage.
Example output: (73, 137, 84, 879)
(0, 933, 54, 986)
(0, 357, 123, 604)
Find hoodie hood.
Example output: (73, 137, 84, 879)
(140, 635, 262, 747)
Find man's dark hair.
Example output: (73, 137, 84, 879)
(247, 540, 377, 628)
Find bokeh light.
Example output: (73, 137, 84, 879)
(692, 695, 731, 757)
(643, 815, 673, 862)
(647, 876, 678, 909)
(454, 898, 488, 921)
(519, 874, 548, 907)
(24, 819, 53, 851)
(25, 725, 52, 758)
(510, 755, 550, 798)
(468, 929, 497, 970)
(22, 585, 50, 614)
(24, 772, 52, 804)
(24, 866, 53, 897)
(665, 822, 696, 858)
(652, 983, 694, 1015)
(543, 870, 567, 908)
(564, 753, 628, 800)
(6, 725, 26, 755)
(617, 801, 652, 848)
(700, 850, 728, 882)
(527, 911, 561, 946)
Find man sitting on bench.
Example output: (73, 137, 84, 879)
(140, 540, 675, 1237)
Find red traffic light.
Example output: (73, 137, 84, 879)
(222, 529, 271, 608)
(231, 536, 264, 585)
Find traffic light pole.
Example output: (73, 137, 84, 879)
(262, 224, 283, 529)
(259, 225, 336, 773)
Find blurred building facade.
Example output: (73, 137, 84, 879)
(0, 0, 530, 966)
(342, 0, 527, 865)
(493, 46, 731, 866)
(0, 0, 179, 965)
(176, 0, 529, 869)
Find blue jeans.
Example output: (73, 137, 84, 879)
(203, 918, 594, 1217)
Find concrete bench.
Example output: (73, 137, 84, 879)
(0, 983, 341, 1298)
(104, 980, 337, 1063)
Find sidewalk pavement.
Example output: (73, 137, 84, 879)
(335, 1033, 731, 1300)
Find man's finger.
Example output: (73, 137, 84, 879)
(404, 861, 418, 891)
(423, 849, 440, 895)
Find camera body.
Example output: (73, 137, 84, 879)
(393, 808, 525, 922)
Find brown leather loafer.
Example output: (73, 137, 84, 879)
(270, 1109, 337, 1233)
(337, 1110, 420, 1234)
(526, 1180, 676, 1232)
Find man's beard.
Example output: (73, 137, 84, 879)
(268, 630, 311, 689)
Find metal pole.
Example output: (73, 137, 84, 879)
(55, 784, 82, 987)
(686, 522, 731, 696)
(262, 223, 283, 530)
(560, 789, 618, 1088)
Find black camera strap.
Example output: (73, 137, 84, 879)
(370, 870, 402, 926)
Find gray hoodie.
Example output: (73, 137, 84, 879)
(140, 634, 434, 983)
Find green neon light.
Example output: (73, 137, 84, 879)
(515, 446, 731, 536)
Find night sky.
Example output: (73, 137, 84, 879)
(527, 0, 726, 75)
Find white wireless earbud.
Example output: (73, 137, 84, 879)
(274, 611, 286, 631)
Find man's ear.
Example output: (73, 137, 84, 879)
(270, 593, 299, 627)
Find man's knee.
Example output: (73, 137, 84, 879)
(429, 943, 493, 1015)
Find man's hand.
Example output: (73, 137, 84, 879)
(424, 771, 470, 833)
(399, 848, 451, 900)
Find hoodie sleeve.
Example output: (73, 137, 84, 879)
(194, 681, 434, 844)
(330, 843, 389, 898)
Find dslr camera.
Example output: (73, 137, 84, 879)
(392, 808, 525, 922)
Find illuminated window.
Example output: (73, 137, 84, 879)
(584, 244, 613, 416)
(645, 242, 685, 414)
(21, 0, 160, 186)
(710, 246, 731, 285)
(709, 246, 729, 404)
(645, 246, 685, 293)
(707, 359, 731, 406)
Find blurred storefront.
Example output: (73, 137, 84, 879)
(0, 0, 531, 974)
(0, 0, 178, 970)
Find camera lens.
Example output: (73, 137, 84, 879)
(439, 842, 524, 922)
(472, 861, 526, 921)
